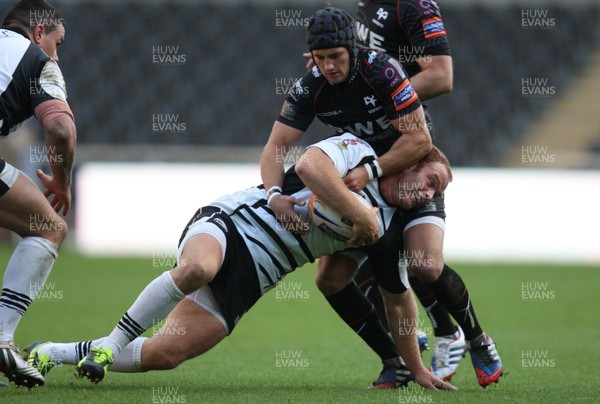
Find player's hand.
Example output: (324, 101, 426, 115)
(347, 207, 379, 246)
(268, 194, 309, 234)
(303, 52, 315, 70)
(414, 371, 458, 391)
(344, 166, 369, 192)
(37, 169, 71, 216)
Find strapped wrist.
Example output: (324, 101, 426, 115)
(364, 160, 383, 180)
(266, 186, 282, 204)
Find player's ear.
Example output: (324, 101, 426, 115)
(31, 24, 45, 44)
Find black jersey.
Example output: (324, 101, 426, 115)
(277, 48, 421, 156)
(355, 0, 451, 77)
(0, 28, 68, 137)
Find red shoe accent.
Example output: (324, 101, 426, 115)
(475, 367, 503, 388)
(442, 372, 456, 382)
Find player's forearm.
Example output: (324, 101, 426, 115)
(35, 100, 77, 186)
(296, 148, 364, 223)
(45, 116, 76, 187)
(382, 289, 430, 378)
(260, 142, 286, 191)
(378, 110, 432, 175)
(411, 55, 453, 102)
(260, 121, 305, 192)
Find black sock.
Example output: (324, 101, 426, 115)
(355, 262, 389, 333)
(326, 282, 398, 362)
(409, 276, 456, 337)
(428, 265, 483, 341)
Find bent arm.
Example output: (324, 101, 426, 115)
(34, 99, 77, 189)
(410, 55, 453, 102)
(377, 107, 432, 176)
(259, 121, 305, 192)
(296, 147, 378, 244)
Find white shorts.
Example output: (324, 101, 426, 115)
(177, 219, 229, 334)
(404, 215, 445, 234)
(0, 161, 20, 195)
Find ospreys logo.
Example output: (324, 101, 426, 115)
(364, 95, 376, 106)
(376, 8, 388, 20)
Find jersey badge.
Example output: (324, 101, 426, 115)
(376, 8, 389, 20)
(391, 80, 418, 111)
(422, 17, 446, 39)
(363, 95, 376, 106)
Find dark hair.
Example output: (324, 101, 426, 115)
(2, 0, 64, 33)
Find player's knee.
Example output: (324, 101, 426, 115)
(172, 259, 215, 293)
(409, 254, 444, 283)
(37, 216, 68, 249)
(315, 272, 345, 296)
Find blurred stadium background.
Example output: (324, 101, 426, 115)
(1, 0, 599, 262)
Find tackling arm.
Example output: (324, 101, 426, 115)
(259, 121, 305, 192)
(377, 106, 432, 176)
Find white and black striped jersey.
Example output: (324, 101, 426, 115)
(0, 28, 68, 137)
(210, 133, 403, 295)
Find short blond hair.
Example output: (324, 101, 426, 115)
(419, 145, 453, 182)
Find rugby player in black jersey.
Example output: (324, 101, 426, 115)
(26, 133, 456, 392)
(265, 6, 502, 389)
(352, 1, 502, 389)
(0, 0, 76, 388)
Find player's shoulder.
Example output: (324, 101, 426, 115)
(0, 28, 50, 65)
(311, 133, 375, 164)
(287, 67, 325, 101)
(358, 48, 392, 69)
(304, 66, 326, 85)
(357, 48, 406, 82)
(398, 0, 445, 18)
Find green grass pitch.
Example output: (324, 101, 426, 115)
(0, 246, 599, 403)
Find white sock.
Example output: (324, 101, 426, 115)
(101, 272, 184, 356)
(111, 337, 146, 372)
(38, 338, 105, 365)
(38, 336, 146, 372)
(0, 237, 58, 342)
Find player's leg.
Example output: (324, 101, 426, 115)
(405, 218, 502, 387)
(354, 261, 388, 331)
(77, 229, 224, 383)
(316, 254, 404, 389)
(404, 221, 466, 381)
(140, 298, 227, 370)
(0, 164, 67, 388)
(26, 298, 227, 376)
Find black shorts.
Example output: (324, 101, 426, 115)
(402, 194, 446, 227)
(178, 207, 262, 334)
(356, 195, 445, 291)
(360, 209, 409, 294)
